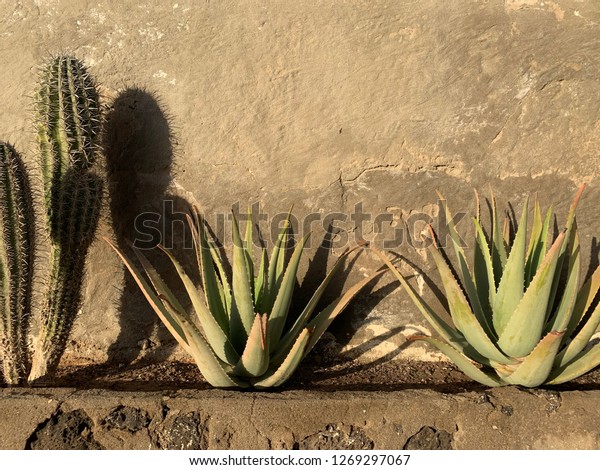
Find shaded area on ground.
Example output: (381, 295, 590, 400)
(33, 359, 600, 393)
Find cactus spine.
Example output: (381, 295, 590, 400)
(0, 143, 35, 385)
(30, 56, 103, 381)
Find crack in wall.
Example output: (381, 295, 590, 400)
(342, 164, 404, 184)
(338, 159, 463, 188)
(249, 396, 273, 449)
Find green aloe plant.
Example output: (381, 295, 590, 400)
(106, 206, 379, 388)
(374, 185, 600, 387)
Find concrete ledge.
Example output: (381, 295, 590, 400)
(1, 387, 599, 450)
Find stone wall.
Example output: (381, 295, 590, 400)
(0, 0, 599, 367)
(1, 387, 599, 449)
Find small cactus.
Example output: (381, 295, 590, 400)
(0, 142, 35, 386)
(29, 56, 103, 381)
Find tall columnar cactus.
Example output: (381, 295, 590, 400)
(30, 56, 103, 381)
(0, 143, 35, 385)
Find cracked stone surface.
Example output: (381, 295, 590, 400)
(26, 409, 103, 450)
(403, 426, 453, 450)
(155, 411, 207, 450)
(0, 1, 599, 366)
(102, 405, 150, 432)
(298, 424, 375, 450)
(1, 387, 599, 449)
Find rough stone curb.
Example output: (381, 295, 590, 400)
(0, 387, 598, 449)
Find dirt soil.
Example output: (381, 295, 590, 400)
(27, 357, 600, 393)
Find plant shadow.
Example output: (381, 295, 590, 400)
(102, 87, 180, 367)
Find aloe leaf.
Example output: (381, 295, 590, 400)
(158, 245, 240, 366)
(104, 238, 189, 353)
(497, 232, 565, 357)
(253, 327, 311, 389)
(274, 246, 358, 359)
(229, 213, 256, 349)
(131, 247, 187, 319)
(305, 266, 385, 359)
(244, 207, 255, 294)
(555, 265, 600, 366)
(208, 240, 232, 317)
(437, 196, 493, 336)
(234, 313, 269, 377)
(563, 265, 600, 341)
(275, 226, 289, 290)
(473, 217, 496, 316)
(490, 189, 508, 285)
(556, 302, 600, 367)
(254, 248, 267, 311)
(547, 224, 580, 333)
(267, 232, 311, 350)
(526, 196, 542, 259)
(161, 297, 248, 389)
(411, 336, 505, 387)
(547, 341, 600, 385)
(187, 211, 229, 334)
(502, 215, 511, 246)
(492, 197, 528, 335)
(488, 360, 518, 378)
(427, 238, 514, 364)
(565, 184, 585, 234)
(265, 214, 291, 311)
(474, 188, 481, 221)
(502, 331, 563, 387)
(270, 268, 382, 367)
(370, 246, 470, 351)
(371, 247, 502, 366)
(545, 185, 585, 324)
(525, 201, 552, 286)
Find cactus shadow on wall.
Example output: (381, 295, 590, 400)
(103, 87, 180, 366)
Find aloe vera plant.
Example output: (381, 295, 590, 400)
(374, 185, 600, 387)
(106, 207, 378, 388)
